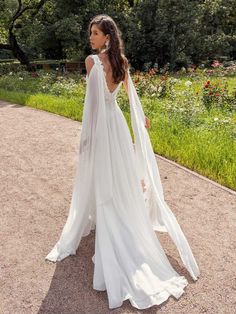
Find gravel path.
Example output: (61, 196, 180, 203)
(0, 100, 236, 314)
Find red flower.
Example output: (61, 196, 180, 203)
(207, 80, 210, 84)
(31, 72, 38, 77)
(215, 93, 220, 97)
(209, 91, 213, 95)
(205, 84, 209, 88)
(148, 68, 156, 76)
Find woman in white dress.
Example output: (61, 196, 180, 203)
(45, 14, 200, 310)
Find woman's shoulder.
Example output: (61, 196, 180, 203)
(85, 54, 96, 64)
(85, 54, 96, 76)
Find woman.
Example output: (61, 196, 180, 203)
(46, 14, 200, 310)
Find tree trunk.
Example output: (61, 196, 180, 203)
(8, 30, 31, 70)
(0, 0, 48, 71)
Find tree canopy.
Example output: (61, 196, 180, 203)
(0, 0, 235, 70)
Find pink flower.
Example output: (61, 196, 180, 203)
(212, 60, 222, 68)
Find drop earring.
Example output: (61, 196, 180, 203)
(105, 40, 110, 51)
(100, 40, 110, 53)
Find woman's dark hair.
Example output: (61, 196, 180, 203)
(88, 14, 129, 84)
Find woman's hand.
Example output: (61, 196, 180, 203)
(145, 116, 151, 129)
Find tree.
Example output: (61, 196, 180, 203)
(0, 0, 235, 70)
(126, 0, 203, 70)
(0, 0, 48, 69)
(197, 0, 236, 60)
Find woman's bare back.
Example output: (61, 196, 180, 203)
(97, 53, 120, 93)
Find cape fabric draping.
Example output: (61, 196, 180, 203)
(45, 59, 108, 261)
(45, 55, 200, 282)
(127, 71, 200, 281)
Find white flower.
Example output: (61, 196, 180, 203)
(171, 78, 178, 83)
(9, 72, 13, 75)
(214, 117, 219, 121)
(151, 85, 157, 92)
(19, 77, 23, 80)
(158, 86, 163, 93)
(185, 80, 192, 87)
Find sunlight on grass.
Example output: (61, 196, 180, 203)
(0, 89, 84, 121)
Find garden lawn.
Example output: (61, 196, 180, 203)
(0, 69, 235, 190)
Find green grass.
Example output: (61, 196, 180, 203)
(149, 114, 236, 188)
(0, 70, 235, 191)
(0, 89, 84, 121)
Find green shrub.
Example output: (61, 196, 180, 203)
(0, 62, 25, 75)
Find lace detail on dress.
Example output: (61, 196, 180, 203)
(94, 54, 122, 97)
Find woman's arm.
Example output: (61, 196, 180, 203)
(123, 71, 151, 129)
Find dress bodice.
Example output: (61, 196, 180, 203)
(103, 80, 122, 105)
(91, 54, 123, 105)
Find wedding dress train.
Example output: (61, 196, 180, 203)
(45, 54, 200, 309)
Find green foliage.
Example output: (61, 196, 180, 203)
(0, 69, 86, 99)
(0, 61, 25, 74)
(1, 0, 235, 69)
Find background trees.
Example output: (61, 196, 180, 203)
(0, 0, 235, 70)
(0, 0, 48, 69)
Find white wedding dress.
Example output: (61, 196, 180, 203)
(45, 54, 200, 309)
